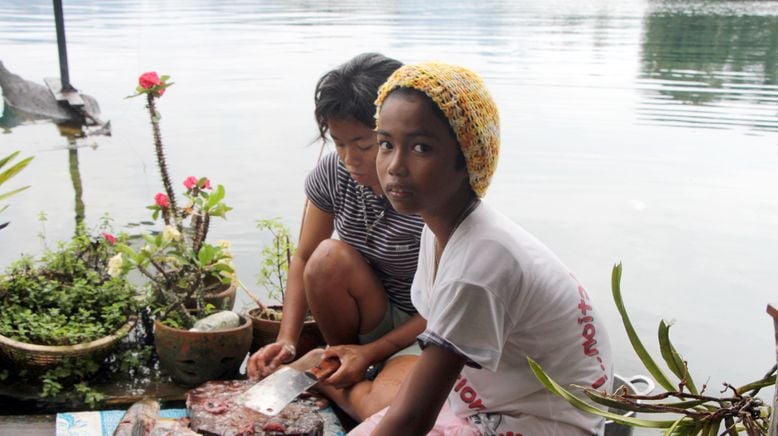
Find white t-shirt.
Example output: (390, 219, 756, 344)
(412, 202, 613, 435)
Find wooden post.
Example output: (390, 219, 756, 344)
(768, 303, 778, 436)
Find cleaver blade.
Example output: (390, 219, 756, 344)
(240, 357, 339, 416)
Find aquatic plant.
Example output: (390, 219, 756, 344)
(529, 263, 777, 435)
(122, 73, 234, 329)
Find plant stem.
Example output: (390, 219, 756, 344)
(274, 229, 283, 303)
(146, 93, 182, 233)
(192, 213, 209, 256)
(237, 279, 266, 311)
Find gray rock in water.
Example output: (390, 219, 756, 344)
(0, 59, 101, 127)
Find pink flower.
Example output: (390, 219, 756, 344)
(138, 72, 166, 96)
(183, 176, 198, 190)
(139, 72, 161, 89)
(102, 232, 117, 245)
(154, 193, 170, 208)
(202, 178, 212, 190)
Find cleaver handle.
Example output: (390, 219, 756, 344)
(305, 356, 340, 381)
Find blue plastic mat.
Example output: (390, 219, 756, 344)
(56, 406, 346, 435)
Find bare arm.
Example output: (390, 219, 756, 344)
(372, 344, 466, 436)
(322, 314, 426, 387)
(247, 202, 333, 379)
(277, 201, 334, 346)
(362, 313, 426, 364)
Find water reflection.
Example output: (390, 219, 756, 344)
(0, 1, 776, 408)
(638, 1, 778, 133)
(64, 133, 85, 228)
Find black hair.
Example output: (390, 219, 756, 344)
(314, 53, 403, 142)
(384, 87, 467, 170)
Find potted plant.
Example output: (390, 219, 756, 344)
(0, 217, 138, 407)
(530, 264, 776, 435)
(244, 217, 323, 356)
(120, 72, 251, 387)
(120, 177, 237, 326)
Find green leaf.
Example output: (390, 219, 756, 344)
(198, 244, 215, 266)
(0, 185, 30, 202)
(658, 320, 698, 394)
(736, 374, 777, 395)
(664, 417, 691, 435)
(528, 357, 677, 429)
(211, 262, 234, 274)
(583, 389, 649, 413)
(0, 155, 34, 185)
(207, 185, 225, 208)
(0, 150, 21, 169)
(700, 417, 722, 436)
(612, 263, 676, 392)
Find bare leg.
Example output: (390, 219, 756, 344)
(316, 355, 419, 421)
(304, 239, 388, 345)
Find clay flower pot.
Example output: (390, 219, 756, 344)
(246, 306, 324, 357)
(154, 314, 252, 387)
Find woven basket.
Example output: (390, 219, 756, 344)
(0, 316, 137, 371)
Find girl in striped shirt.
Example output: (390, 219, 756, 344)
(247, 53, 425, 421)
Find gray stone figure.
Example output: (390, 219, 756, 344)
(0, 60, 105, 133)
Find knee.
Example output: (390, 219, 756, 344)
(304, 239, 357, 293)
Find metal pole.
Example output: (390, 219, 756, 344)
(52, 0, 73, 92)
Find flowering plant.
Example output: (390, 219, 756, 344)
(122, 72, 234, 329)
(119, 176, 234, 329)
(0, 216, 138, 404)
(0, 218, 135, 346)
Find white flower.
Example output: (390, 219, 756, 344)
(217, 240, 231, 250)
(162, 225, 181, 243)
(107, 253, 123, 277)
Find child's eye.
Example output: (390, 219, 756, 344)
(358, 143, 375, 151)
(378, 140, 393, 150)
(412, 143, 429, 153)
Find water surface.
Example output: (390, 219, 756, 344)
(1, 0, 776, 417)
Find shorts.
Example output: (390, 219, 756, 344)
(357, 302, 421, 378)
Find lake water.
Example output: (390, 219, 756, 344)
(1, 0, 776, 421)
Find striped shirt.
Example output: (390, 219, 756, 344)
(305, 152, 424, 314)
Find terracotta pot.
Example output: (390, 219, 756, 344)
(246, 306, 325, 358)
(154, 314, 252, 387)
(181, 276, 237, 311)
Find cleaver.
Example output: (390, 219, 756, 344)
(240, 357, 339, 416)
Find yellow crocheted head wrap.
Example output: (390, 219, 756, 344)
(375, 62, 500, 198)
